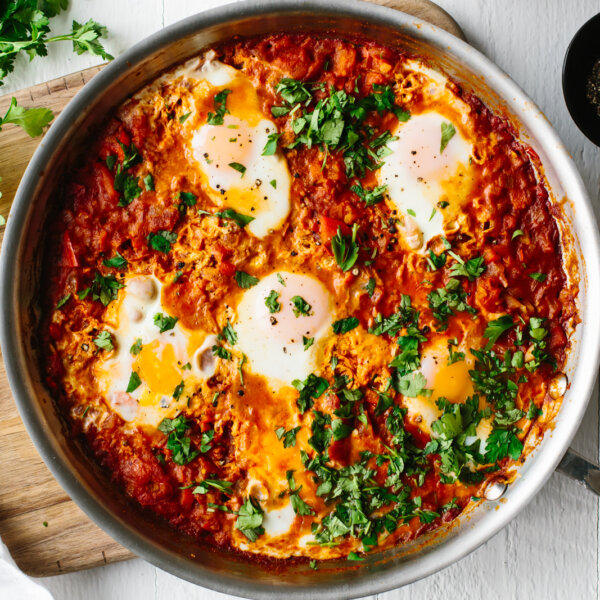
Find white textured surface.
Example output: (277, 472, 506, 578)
(3, 1, 598, 598)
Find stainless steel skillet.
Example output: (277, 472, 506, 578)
(1, 1, 599, 598)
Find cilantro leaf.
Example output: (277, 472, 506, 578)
(212, 207, 254, 228)
(292, 374, 329, 413)
(265, 290, 281, 313)
(332, 317, 359, 334)
(331, 223, 359, 272)
(485, 428, 523, 462)
(483, 315, 514, 348)
(235, 497, 265, 542)
(234, 270, 259, 289)
(207, 89, 231, 126)
(153, 312, 178, 333)
(228, 162, 246, 176)
(440, 122, 456, 153)
(261, 132, 281, 156)
(275, 426, 301, 448)
(126, 371, 141, 393)
(102, 252, 127, 270)
(291, 295, 312, 317)
(77, 272, 124, 306)
(93, 330, 114, 351)
(0, 97, 53, 137)
(351, 182, 387, 206)
(148, 230, 177, 253)
(158, 416, 200, 465)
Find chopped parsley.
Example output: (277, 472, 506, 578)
(212, 345, 232, 360)
(448, 253, 486, 281)
(56, 293, 71, 309)
(265, 290, 281, 313)
(292, 373, 329, 413)
(130, 338, 143, 355)
(365, 277, 376, 297)
(483, 315, 514, 348)
(235, 270, 259, 289)
(228, 161, 246, 176)
(291, 295, 312, 317)
(191, 479, 233, 495)
(172, 381, 184, 400)
(207, 89, 231, 126)
(332, 316, 359, 334)
(126, 371, 141, 393)
(210, 207, 255, 228)
(218, 320, 237, 345)
(512, 229, 524, 240)
(179, 112, 191, 124)
(303, 336, 314, 351)
(147, 230, 177, 253)
(93, 330, 114, 351)
(427, 278, 476, 331)
(153, 312, 178, 333)
(158, 416, 200, 465)
(440, 121, 456, 153)
(351, 182, 387, 206)
(102, 252, 127, 270)
(529, 272, 547, 282)
(77, 272, 124, 306)
(286, 470, 314, 516)
(235, 497, 265, 542)
(275, 426, 301, 448)
(143, 173, 154, 191)
(262, 132, 281, 156)
(331, 223, 359, 272)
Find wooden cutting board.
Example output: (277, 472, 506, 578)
(0, 0, 464, 578)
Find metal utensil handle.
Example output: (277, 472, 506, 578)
(557, 447, 600, 495)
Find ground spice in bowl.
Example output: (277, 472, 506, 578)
(586, 58, 600, 117)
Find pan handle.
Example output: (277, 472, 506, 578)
(557, 447, 600, 495)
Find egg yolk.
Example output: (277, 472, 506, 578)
(135, 340, 183, 405)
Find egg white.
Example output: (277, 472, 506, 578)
(235, 271, 333, 387)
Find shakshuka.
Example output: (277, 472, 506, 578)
(41, 34, 579, 562)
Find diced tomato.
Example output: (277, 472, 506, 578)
(219, 261, 236, 277)
(319, 215, 350, 244)
(180, 487, 195, 512)
(58, 232, 79, 267)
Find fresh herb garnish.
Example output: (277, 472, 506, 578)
(158, 416, 200, 465)
(291, 295, 312, 317)
(207, 89, 231, 126)
(208, 207, 255, 228)
(365, 277, 376, 297)
(234, 270, 259, 289)
(228, 161, 246, 176)
(77, 272, 124, 306)
(218, 321, 237, 345)
(440, 122, 456, 153)
(529, 272, 547, 282)
(292, 373, 329, 413)
(153, 312, 178, 333)
(191, 479, 233, 495)
(483, 315, 514, 348)
(261, 132, 281, 156)
(275, 426, 301, 448)
(130, 338, 143, 355)
(102, 252, 127, 270)
(147, 230, 177, 253)
(0, 7, 112, 88)
(265, 290, 281, 313)
(93, 330, 114, 351)
(286, 470, 314, 516)
(0, 97, 53, 136)
(351, 182, 387, 206)
(331, 223, 359, 272)
(56, 293, 71, 309)
(212, 345, 232, 360)
(143, 173, 154, 191)
(448, 253, 486, 281)
(235, 497, 265, 542)
(303, 336, 314, 351)
(126, 371, 141, 393)
(332, 317, 359, 334)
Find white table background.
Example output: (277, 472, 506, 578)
(3, 1, 600, 598)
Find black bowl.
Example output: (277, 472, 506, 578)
(563, 12, 600, 146)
